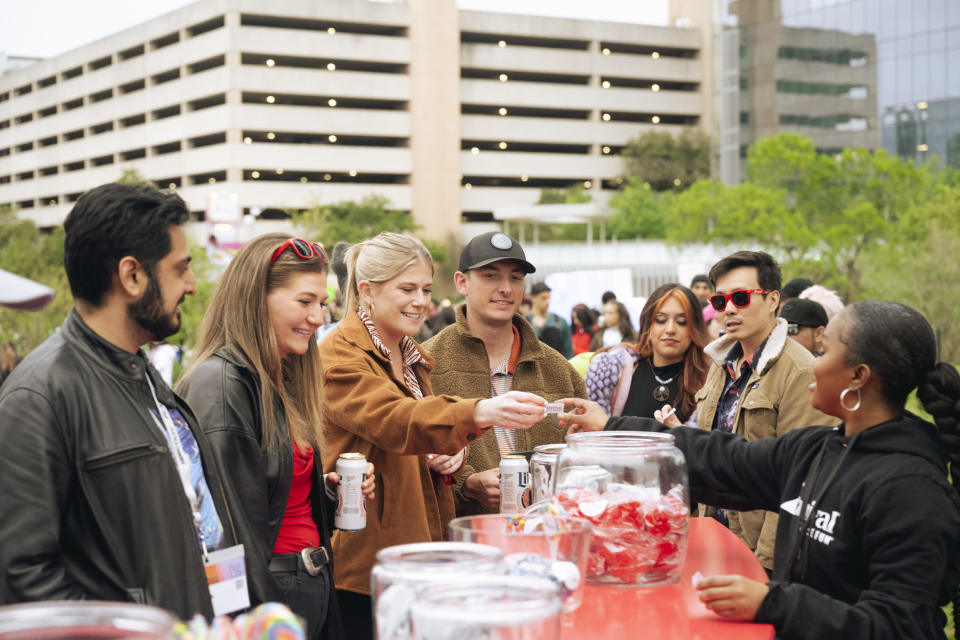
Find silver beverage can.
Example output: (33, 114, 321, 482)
(335, 452, 367, 531)
(499, 454, 530, 514)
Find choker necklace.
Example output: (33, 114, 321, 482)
(649, 360, 679, 402)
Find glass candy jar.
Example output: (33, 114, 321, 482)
(531, 443, 565, 504)
(552, 431, 689, 586)
(371, 542, 503, 640)
(0, 602, 176, 639)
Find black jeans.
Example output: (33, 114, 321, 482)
(336, 589, 373, 640)
(271, 563, 330, 640)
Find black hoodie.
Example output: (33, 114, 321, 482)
(605, 413, 960, 640)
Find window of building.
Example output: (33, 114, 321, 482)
(120, 113, 146, 128)
(151, 31, 180, 50)
(90, 121, 114, 135)
(599, 42, 697, 58)
(189, 132, 227, 148)
(187, 55, 225, 74)
(461, 32, 589, 51)
(91, 154, 115, 166)
(16, 170, 35, 181)
(88, 55, 113, 71)
(240, 52, 406, 74)
(16, 141, 34, 152)
(152, 104, 182, 120)
(120, 79, 146, 94)
(18, 200, 36, 209)
(461, 104, 590, 120)
(152, 68, 181, 84)
(15, 113, 33, 124)
(121, 148, 147, 160)
(239, 13, 406, 37)
(15, 83, 33, 96)
(38, 75, 56, 88)
(63, 98, 84, 111)
(63, 129, 85, 141)
(65, 160, 85, 172)
(62, 66, 83, 80)
(154, 141, 182, 155)
(188, 94, 226, 111)
(38, 105, 58, 118)
(119, 44, 145, 60)
(188, 170, 227, 185)
(90, 88, 113, 103)
(65, 192, 84, 202)
(461, 68, 589, 85)
(187, 15, 225, 36)
(39, 136, 57, 147)
(39, 166, 59, 176)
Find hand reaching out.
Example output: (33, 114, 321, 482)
(695, 574, 769, 621)
(475, 391, 546, 429)
(556, 397, 609, 433)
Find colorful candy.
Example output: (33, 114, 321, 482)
(173, 603, 304, 640)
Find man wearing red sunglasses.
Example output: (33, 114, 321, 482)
(664, 251, 835, 575)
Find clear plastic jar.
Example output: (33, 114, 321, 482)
(531, 443, 565, 504)
(409, 576, 562, 640)
(371, 542, 503, 640)
(552, 431, 689, 586)
(0, 601, 176, 639)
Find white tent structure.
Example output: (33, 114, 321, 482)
(0, 269, 56, 311)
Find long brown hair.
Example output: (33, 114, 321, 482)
(633, 283, 709, 422)
(178, 233, 327, 452)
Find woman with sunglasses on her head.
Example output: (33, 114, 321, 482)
(319, 232, 546, 640)
(585, 283, 709, 425)
(179, 234, 375, 640)
(560, 300, 960, 640)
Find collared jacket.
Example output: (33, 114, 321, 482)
(318, 310, 486, 595)
(0, 310, 237, 620)
(424, 306, 586, 515)
(179, 349, 343, 639)
(694, 318, 838, 569)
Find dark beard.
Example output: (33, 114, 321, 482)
(128, 274, 182, 341)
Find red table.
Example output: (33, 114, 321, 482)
(562, 518, 775, 639)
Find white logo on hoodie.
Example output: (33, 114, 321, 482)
(780, 497, 841, 546)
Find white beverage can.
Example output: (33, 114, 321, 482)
(499, 454, 530, 514)
(335, 452, 367, 531)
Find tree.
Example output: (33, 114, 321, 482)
(606, 177, 667, 239)
(116, 168, 152, 186)
(537, 184, 592, 205)
(620, 129, 710, 192)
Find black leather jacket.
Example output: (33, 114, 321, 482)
(180, 349, 343, 639)
(0, 310, 238, 620)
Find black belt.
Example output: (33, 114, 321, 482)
(269, 547, 330, 577)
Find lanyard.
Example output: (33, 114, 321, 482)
(144, 372, 210, 561)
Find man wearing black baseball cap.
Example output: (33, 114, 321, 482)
(423, 231, 585, 514)
(779, 297, 828, 356)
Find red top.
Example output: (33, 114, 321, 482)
(563, 518, 774, 639)
(571, 327, 592, 355)
(272, 441, 321, 554)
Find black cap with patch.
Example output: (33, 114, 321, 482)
(458, 231, 536, 274)
(780, 298, 828, 328)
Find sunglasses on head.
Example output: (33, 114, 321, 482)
(271, 238, 329, 264)
(709, 288, 773, 311)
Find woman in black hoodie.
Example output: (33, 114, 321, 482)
(560, 300, 960, 640)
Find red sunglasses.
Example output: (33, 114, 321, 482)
(271, 238, 329, 264)
(709, 288, 773, 311)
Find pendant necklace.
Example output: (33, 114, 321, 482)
(649, 360, 677, 402)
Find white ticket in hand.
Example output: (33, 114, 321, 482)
(545, 402, 564, 414)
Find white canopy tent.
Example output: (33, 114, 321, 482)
(0, 269, 56, 311)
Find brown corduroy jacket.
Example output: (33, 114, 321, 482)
(319, 310, 485, 595)
(423, 306, 587, 515)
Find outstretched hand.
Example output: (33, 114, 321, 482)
(695, 574, 769, 620)
(556, 397, 609, 433)
(475, 391, 546, 429)
(325, 462, 377, 501)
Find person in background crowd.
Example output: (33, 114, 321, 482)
(0, 183, 237, 619)
(585, 284, 709, 425)
(686, 251, 837, 572)
(702, 302, 723, 341)
(780, 278, 814, 302)
(179, 234, 376, 640)
(596, 291, 617, 327)
(526, 282, 573, 358)
(424, 231, 586, 515)
(560, 300, 960, 640)
(779, 298, 828, 357)
(591, 300, 637, 350)
(0, 342, 21, 389)
(570, 304, 596, 355)
(518, 295, 532, 317)
(319, 232, 546, 640)
(799, 284, 844, 322)
(146, 340, 180, 386)
(601, 291, 617, 305)
(690, 274, 712, 308)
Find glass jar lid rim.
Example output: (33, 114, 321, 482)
(566, 431, 675, 446)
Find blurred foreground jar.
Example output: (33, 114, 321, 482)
(410, 576, 561, 640)
(371, 542, 503, 640)
(552, 431, 689, 586)
(0, 601, 176, 640)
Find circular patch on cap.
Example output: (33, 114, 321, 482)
(490, 233, 513, 250)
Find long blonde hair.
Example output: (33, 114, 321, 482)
(178, 233, 327, 452)
(343, 232, 433, 314)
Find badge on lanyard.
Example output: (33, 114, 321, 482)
(204, 544, 250, 617)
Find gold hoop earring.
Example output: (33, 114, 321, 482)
(839, 387, 861, 412)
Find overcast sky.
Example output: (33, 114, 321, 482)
(1, 0, 668, 59)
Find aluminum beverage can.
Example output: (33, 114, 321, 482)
(335, 453, 367, 530)
(499, 454, 530, 513)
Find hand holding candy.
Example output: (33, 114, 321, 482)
(696, 574, 769, 621)
(326, 462, 377, 501)
(654, 404, 682, 428)
(427, 448, 465, 475)
(475, 391, 546, 429)
(556, 397, 608, 433)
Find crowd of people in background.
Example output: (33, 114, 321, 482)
(0, 181, 958, 640)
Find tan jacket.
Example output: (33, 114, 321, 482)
(696, 318, 839, 570)
(424, 306, 587, 515)
(319, 311, 484, 595)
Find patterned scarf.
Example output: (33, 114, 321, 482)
(357, 307, 426, 400)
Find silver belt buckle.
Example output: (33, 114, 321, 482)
(300, 547, 328, 576)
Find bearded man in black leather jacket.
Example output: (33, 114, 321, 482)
(0, 184, 239, 620)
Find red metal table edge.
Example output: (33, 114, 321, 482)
(562, 517, 776, 639)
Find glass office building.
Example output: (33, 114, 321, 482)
(713, 0, 960, 182)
